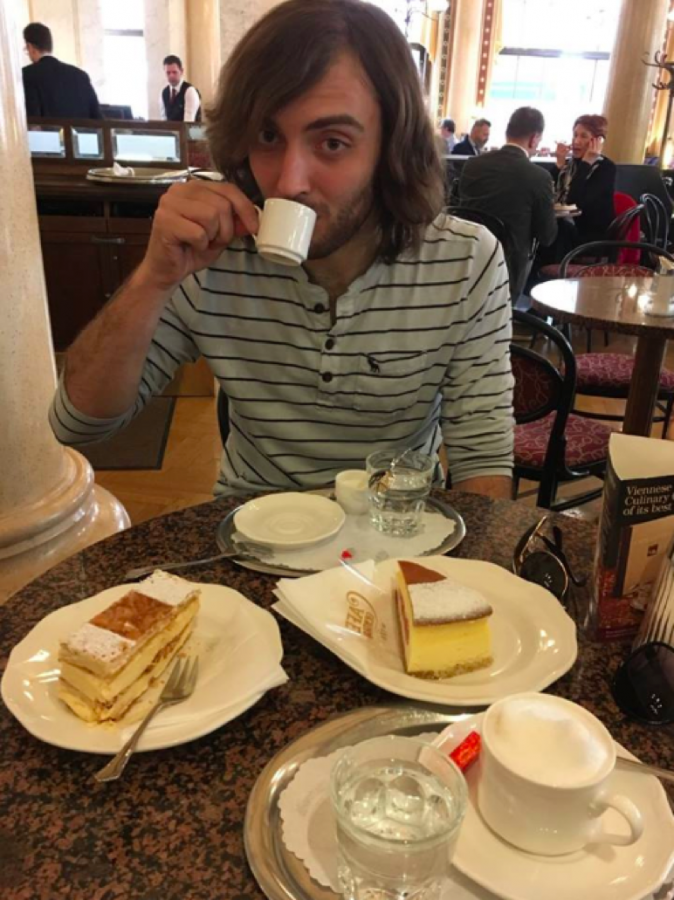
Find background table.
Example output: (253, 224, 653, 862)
(531, 276, 674, 435)
(0, 492, 672, 900)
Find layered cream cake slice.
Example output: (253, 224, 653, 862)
(58, 570, 200, 723)
(396, 561, 493, 679)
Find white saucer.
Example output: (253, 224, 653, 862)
(1, 581, 286, 754)
(234, 493, 346, 549)
(446, 715, 674, 900)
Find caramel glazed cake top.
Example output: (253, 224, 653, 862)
(59, 571, 200, 677)
(398, 561, 493, 625)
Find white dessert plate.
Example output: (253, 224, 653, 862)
(1, 581, 285, 754)
(273, 556, 578, 706)
(445, 714, 674, 900)
(234, 493, 346, 549)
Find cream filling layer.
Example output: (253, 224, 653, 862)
(58, 622, 193, 723)
(59, 601, 198, 702)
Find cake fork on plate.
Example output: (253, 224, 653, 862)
(94, 656, 199, 783)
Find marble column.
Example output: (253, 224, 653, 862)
(219, 0, 281, 73)
(647, 18, 674, 158)
(444, 0, 486, 135)
(76, 0, 106, 106)
(0, 0, 129, 603)
(602, 0, 669, 163)
(186, 0, 221, 109)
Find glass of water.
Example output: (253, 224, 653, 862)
(330, 735, 467, 900)
(366, 450, 434, 536)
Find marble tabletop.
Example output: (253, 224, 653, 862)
(531, 276, 674, 337)
(1, 491, 672, 900)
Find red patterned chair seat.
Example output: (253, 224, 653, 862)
(539, 263, 652, 280)
(576, 354, 674, 393)
(539, 263, 587, 279)
(515, 413, 612, 469)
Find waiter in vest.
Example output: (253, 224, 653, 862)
(160, 55, 201, 122)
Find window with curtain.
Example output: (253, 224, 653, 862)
(487, 0, 621, 147)
(101, 0, 147, 120)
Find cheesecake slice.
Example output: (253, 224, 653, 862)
(396, 561, 493, 679)
(58, 570, 200, 723)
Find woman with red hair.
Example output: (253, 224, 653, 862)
(554, 114, 617, 244)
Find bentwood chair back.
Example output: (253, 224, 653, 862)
(640, 192, 670, 250)
(446, 206, 512, 258)
(511, 310, 610, 511)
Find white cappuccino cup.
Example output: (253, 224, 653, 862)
(253, 199, 316, 266)
(335, 470, 369, 515)
(478, 693, 644, 855)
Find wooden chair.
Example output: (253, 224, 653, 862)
(557, 240, 674, 439)
(446, 206, 511, 255)
(640, 192, 670, 250)
(512, 310, 611, 511)
(538, 193, 644, 281)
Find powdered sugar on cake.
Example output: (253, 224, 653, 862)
(139, 570, 199, 607)
(408, 578, 492, 623)
(65, 622, 135, 664)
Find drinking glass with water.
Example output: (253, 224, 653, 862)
(366, 450, 434, 536)
(330, 735, 467, 900)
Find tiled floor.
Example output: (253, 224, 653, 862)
(96, 329, 673, 526)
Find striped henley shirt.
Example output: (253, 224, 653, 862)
(50, 213, 514, 495)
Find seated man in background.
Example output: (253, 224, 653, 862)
(458, 107, 557, 299)
(50, 0, 513, 500)
(22, 22, 101, 119)
(452, 119, 491, 156)
(438, 118, 456, 154)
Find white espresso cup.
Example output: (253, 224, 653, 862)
(253, 199, 316, 266)
(335, 470, 369, 515)
(477, 693, 644, 855)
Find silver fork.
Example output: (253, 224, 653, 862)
(94, 656, 199, 783)
(124, 540, 270, 581)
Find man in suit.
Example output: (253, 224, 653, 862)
(160, 55, 201, 123)
(22, 23, 101, 119)
(452, 118, 491, 156)
(458, 107, 557, 299)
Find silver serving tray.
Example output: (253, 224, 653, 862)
(215, 495, 466, 577)
(244, 705, 465, 900)
(86, 166, 189, 185)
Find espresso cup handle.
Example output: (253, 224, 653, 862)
(252, 205, 262, 245)
(588, 793, 644, 847)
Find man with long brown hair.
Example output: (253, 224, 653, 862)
(52, 0, 513, 498)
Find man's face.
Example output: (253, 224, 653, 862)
(248, 51, 382, 260)
(164, 64, 183, 87)
(440, 126, 453, 139)
(472, 123, 490, 149)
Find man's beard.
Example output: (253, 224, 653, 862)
(307, 184, 375, 260)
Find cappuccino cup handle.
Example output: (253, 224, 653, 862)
(587, 793, 644, 847)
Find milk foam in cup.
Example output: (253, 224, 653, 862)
(335, 470, 369, 515)
(478, 692, 644, 855)
(486, 695, 611, 787)
(253, 199, 316, 266)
